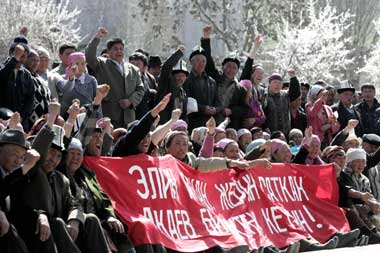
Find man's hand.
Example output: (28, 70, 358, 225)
(254, 34, 263, 50)
(67, 220, 80, 241)
(22, 149, 41, 175)
(344, 119, 359, 134)
(205, 106, 216, 116)
(95, 27, 108, 39)
(224, 108, 232, 117)
(171, 109, 182, 122)
(0, 210, 9, 237)
(48, 99, 61, 117)
(94, 84, 110, 105)
(361, 192, 374, 202)
(206, 117, 216, 135)
(202, 25, 213, 39)
(152, 93, 171, 117)
(67, 101, 81, 122)
(107, 216, 125, 234)
(8, 112, 21, 129)
(248, 158, 272, 170)
(20, 26, 28, 37)
(287, 68, 296, 78)
(119, 99, 131, 110)
(35, 214, 51, 242)
(14, 44, 25, 62)
(179, 45, 186, 53)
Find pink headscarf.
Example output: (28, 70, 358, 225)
(217, 138, 235, 151)
(68, 52, 86, 65)
(239, 80, 252, 90)
(65, 52, 86, 79)
(271, 139, 288, 155)
(302, 134, 325, 165)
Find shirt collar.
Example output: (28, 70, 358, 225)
(78, 73, 86, 84)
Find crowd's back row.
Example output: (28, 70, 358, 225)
(1, 25, 380, 253)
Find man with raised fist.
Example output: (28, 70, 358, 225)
(85, 27, 145, 128)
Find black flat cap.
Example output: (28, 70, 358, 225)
(363, 134, 380, 146)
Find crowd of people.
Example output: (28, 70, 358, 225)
(1, 24, 380, 253)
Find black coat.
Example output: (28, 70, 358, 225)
(0, 57, 35, 130)
(332, 102, 363, 137)
(112, 111, 156, 157)
(183, 71, 221, 131)
(355, 99, 380, 135)
(155, 49, 187, 124)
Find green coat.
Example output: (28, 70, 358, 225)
(86, 38, 145, 128)
(74, 167, 115, 221)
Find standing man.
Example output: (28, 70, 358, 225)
(86, 27, 145, 128)
(129, 52, 157, 120)
(184, 46, 222, 131)
(51, 44, 77, 75)
(355, 84, 380, 135)
(0, 37, 35, 131)
(332, 81, 363, 137)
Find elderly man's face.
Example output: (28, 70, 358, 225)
(38, 56, 50, 73)
(0, 144, 26, 172)
(25, 53, 40, 73)
(191, 55, 206, 75)
(43, 147, 62, 173)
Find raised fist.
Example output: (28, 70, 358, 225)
(202, 25, 213, 38)
(96, 27, 108, 39)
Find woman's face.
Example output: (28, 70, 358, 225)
(273, 145, 292, 163)
(224, 142, 240, 160)
(307, 139, 321, 160)
(214, 132, 226, 143)
(329, 153, 346, 170)
(75, 59, 87, 75)
(167, 135, 189, 160)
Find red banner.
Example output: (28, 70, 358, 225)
(83, 155, 350, 252)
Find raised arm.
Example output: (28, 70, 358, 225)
(85, 27, 108, 71)
(112, 94, 171, 157)
(240, 35, 262, 81)
(200, 25, 219, 80)
(151, 109, 181, 146)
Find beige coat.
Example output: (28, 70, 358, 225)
(86, 38, 144, 128)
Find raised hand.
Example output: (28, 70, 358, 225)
(202, 25, 213, 38)
(8, 112, 21, 129)
(171, 109, 182, 122)
(206, 116, 216, 135)
(254, 34, 263, 49)
(48, 99, 61, 117)
(344, 119, 359, 134)
(179, 45, 186, 53)
(19, 26, 28, 37)
(23, 149, 41, 174)
(287, 68, 296, 78)
(152, 93, 171, 117)
(94, 84, 110, 105)
(95, 27, 108, 39)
